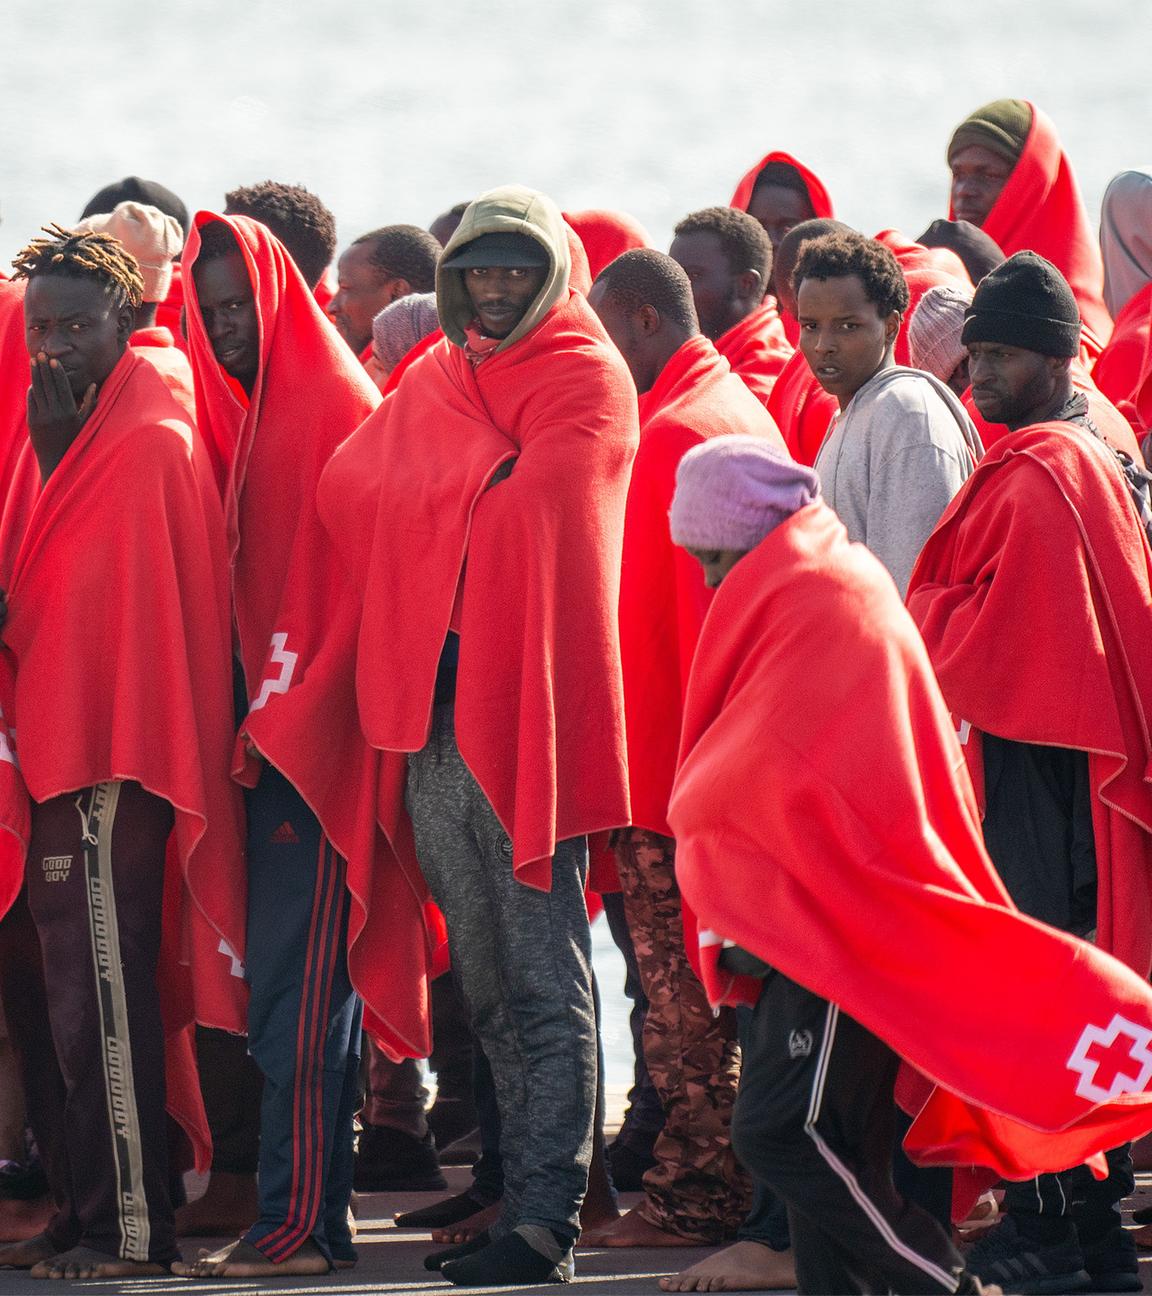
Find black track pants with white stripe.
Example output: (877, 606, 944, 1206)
(732, 971, 965, 1295)
(0, 781, 177, 1264)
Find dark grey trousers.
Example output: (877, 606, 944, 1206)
(406, 703, 596, 1242)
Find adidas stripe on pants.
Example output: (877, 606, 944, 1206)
(732, 970, 965, 1295)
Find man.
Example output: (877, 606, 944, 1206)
(328, 224, 440, 360)
(581, 250, 783, 1263)
(908, 251, 1152, 1295)
(429, 202, 469, 248)
(224, 180, 337, 292)
(75, 202, 192, 416)
(177, 213, 430, 1279)
(0, 225, 244, 1280)
(796, 230, 980, 595)
(764, 218, 845, 465)
(670, 208, 791, 404)
(665, 434, 1152, 1294)
(729, 152, 833, 309)
(946, 100, 1111, 355)
(318, 184, 638, 1286)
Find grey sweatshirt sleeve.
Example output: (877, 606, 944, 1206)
(864, 443, 970, 597)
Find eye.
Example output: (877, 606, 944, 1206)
(839, 322, 859, 332)
(508, 269, 528, 279)
(69, 322, 88, 333)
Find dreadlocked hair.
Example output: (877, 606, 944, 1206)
(12, 223, 145, 309)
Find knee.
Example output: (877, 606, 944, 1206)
(731, 1097, 806, 1185)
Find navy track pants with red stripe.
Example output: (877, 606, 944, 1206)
(241, 762, 363, 1266)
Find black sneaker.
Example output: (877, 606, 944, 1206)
(964, 1215, 1091, 1294)
(353, 1126, 447, 1192)
(1078, 1222, 1141, 1293)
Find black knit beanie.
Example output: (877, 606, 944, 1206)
(947, 99, 1033, 167)
(80, 176, 190, 239)
(961, 251, 1081, 357)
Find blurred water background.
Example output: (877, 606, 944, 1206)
(2, 0, 1150, 1087)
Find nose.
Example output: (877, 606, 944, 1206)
(40, 326, 73, 359)
(814, 326, 836, 355)
(329, 288, 347, 316)
(206, 309, 235, 343)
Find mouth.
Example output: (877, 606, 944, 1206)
(215, 344, 247, 366)
(815, 365, 842, 380)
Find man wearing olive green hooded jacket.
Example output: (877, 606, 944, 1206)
(321, 186, 639, 1286)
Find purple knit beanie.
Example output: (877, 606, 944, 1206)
(669, 435, 821, 552)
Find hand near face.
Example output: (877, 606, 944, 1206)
(27, 353, 97, 476)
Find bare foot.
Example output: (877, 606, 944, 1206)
(431, 1200, 503, 1245)
(30, 1245, 167, 1279)
(171, 1237, 330, 1277)
(175, 1171, 258, 1237)
(659, 1240, 798, 1291)
(0, 1198, 56, 1244)
(581, 1201, 622, 1231)
(581, 1205, 715, 1248)
(0, 1233, 59, 1268)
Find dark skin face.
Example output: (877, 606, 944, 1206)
(587, 279, 689, 394)
(966, 342, 1072, 430)
(797, 274, 900, 410)
(668, 230, 762, 342)
(684, 546, 750, 588)
(949, 144, 1014, 228)
(463, 265, 547, 339)
(746, 185, 815, 291)
(23, 275, 133, 484)
(193, 252, 260, 394)
(329, 242, 408, 354)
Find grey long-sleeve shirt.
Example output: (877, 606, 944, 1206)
(814, 366, 982, 596)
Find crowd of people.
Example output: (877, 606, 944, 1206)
(0, 96, 1150, 1294)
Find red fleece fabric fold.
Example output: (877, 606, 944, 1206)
(1093, 283, 1152, 433)
(874, 229, 971, 366)
(714, 301, 793, 404)
(320, 290, 638, 890)
(564, 209, 651, 280)
(183, 212, 433, 1057)
(154, 261, 187, 354)
(672, 501, 1152, 1181)
(949, 103, 1111, 357)
(766, 347, 838, 466)
(0, 348, 247, 1169)
(907, 421, 1152, 975)
(130, 324, 196, 421)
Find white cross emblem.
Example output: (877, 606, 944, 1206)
(218, 938, 245, 979)
(1066, 1014, 1152, 1103)
(249, 633, 298, 712)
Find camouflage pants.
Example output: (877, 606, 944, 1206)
(614, 829, 750, 1241)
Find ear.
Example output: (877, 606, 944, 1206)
(1048, 354, 1074, 378)
(386, 277, 412, 305)
(737, 268, 764, 304)
(884, 310, 902, 346)
(636, 303, 662, 336)
(117, 305, 137, 343)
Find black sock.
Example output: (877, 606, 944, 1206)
(423, 1230, 491, 1272)
(441, 1227, 573, 1287)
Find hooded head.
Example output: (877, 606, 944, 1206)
(436, 185, 571, 353)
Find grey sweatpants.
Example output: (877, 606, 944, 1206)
(406, 704, 596, 1242)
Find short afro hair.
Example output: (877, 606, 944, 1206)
(194, 218, 243, 263)
(594, 249, 698, 332)
(224, 180, 336, 289)
(351, 224, 441, 292)
(673, 206, 772, 287)
(792, 231, 909, 318)
(752, 160, 816, 206)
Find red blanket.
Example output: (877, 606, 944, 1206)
(0, 281, 27, 498)
(624, 335, 785, 840)
(671, 501, 1152, 1180)
(874, 229, 970, 367)
(0, 347, 247, 1167)
(714, 301, 793, 405)
(766, 347, 838, 466)
(907, 421, 1152, 975)
(183, 213, 433, 1057)
(320, 290, 638, 890)
(154, 261, 188, 355)
(131, 324, 196, 421)
(1093, 283, 1152, 433)
(949, 103, 1111, 357)
(564, 210, 651, 279)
